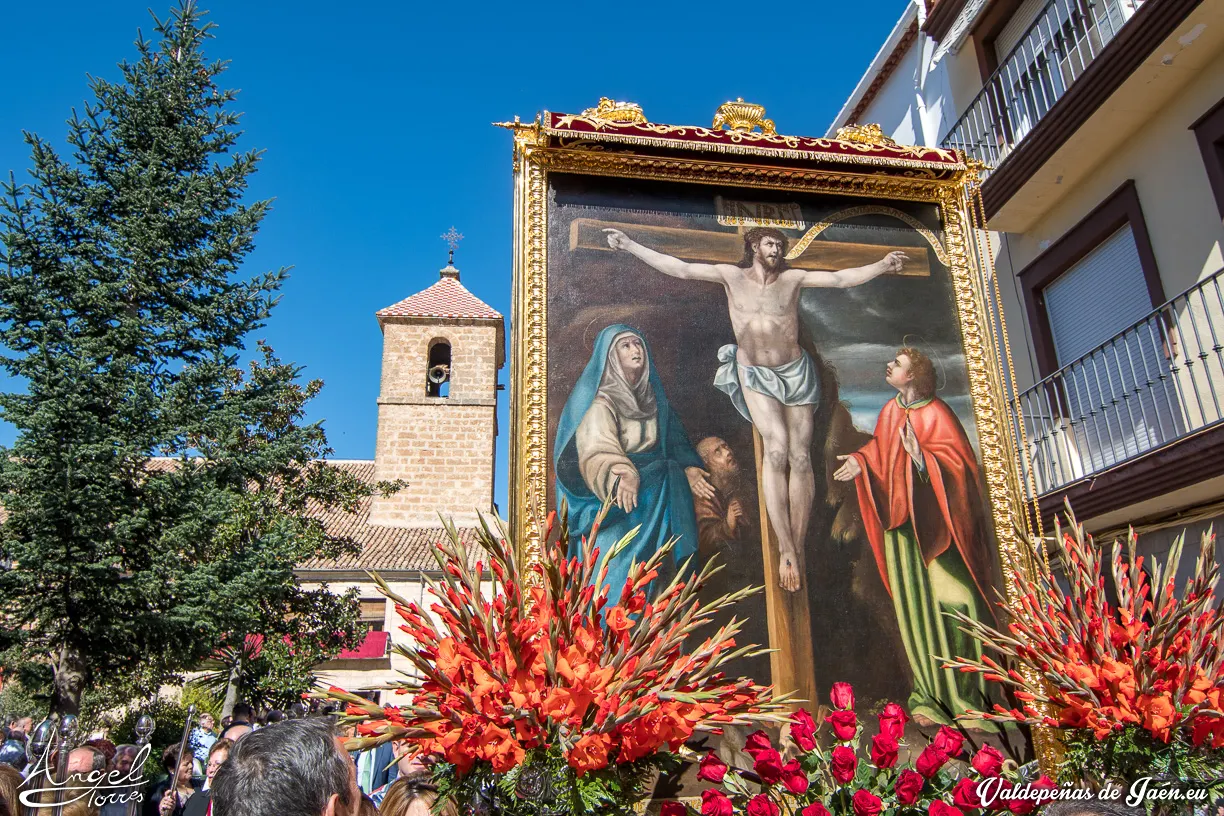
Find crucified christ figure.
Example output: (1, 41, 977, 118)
(604, 226, 907, 593)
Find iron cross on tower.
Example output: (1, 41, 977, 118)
(441, 226, 464, 265)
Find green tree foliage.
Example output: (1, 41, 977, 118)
(0, 2, 397, 714)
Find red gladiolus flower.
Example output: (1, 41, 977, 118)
(753, 748, 784, 785)
(932, 726, 966, 757)
(747, 794, 780, 816)
(878, 701, 910, 739)
(661, 802, 687, 816)
(971, 744, 1005, 777)
(870, 733, 898, 768)
(827, 710, 857, 741)
(851, 789, 883, 816)
(952, 777, 982, 809)
(830, 682, 856, 711)
(567, 733, 611, 776)
(830, 745, 857, 785)
(791, 709, 817, 752)
(701, 789, 734, 816)
(895, 769, 924, 805)
(744, 730, 773, 759)
(929, 803, 964, 816)
(801, 804, 831, 816)
(781, 759, 808, 794)
(915, 745, 948, 778)
(697, 751, 728, 783)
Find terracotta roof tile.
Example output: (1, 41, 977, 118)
(377, 274, 502, 321)
(299, 460, 482, 573)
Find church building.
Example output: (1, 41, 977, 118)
(294, 255, 504, 701)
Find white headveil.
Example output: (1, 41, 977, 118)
(597, 331, 658, 421)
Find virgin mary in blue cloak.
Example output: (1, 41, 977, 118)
(554, 325, 705, 608)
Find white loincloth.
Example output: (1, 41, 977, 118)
(713, 345, 821, 422)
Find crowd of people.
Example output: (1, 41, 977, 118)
(0, 706, 442, 816)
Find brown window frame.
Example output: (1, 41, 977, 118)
(1016, 179, 1164, 378)
(1192, 97, 1224, 219)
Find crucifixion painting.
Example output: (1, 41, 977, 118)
(544, 176, 1005, 729)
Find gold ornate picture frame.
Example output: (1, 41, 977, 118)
(501, 99, 1048, 764)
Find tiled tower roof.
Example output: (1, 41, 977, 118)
(377, 265, 502, 321)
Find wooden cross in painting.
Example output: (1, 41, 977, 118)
(574, 216, 927, 711)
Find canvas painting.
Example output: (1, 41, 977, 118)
(542, 172, 1017, 746)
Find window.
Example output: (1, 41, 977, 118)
(426, 340, 452, 397)
(1020, 181, 1178, 479)
(359, 599, 385, 634)
(1192, 97, 1224, 218)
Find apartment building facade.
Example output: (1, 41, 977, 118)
(830, 0, 1224, 554)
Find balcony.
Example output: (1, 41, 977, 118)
(943, 0, 1145, 172)
(1016, 269, 1224, 514)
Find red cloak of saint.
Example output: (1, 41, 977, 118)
(848, 395, 994, 608)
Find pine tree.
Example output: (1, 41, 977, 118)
(0, 3, 392, 714)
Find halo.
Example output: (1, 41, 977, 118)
(902, 333, 948, 391)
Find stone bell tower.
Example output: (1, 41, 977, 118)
(369, 242, 504, 528)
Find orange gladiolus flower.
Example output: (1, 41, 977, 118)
(1138, 693, 1176, 743)
(568, 733, 612, 776)
(605, 606, 633, 636)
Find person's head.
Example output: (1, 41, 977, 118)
(220, 723, 252, 743)
(741, 227, 789, 272)
(0, 764, 22, 816)
(67, 746, 106, 777)
(211, 719, 357, 816)
(111, 745, 138, 775)
(887, 347, 936, 400)
(220, 716, 232, 731)
(10, 718, 31, 738)
(697, 437, 739, 477)
(230, 703, 254, 725)
(610, 332, 647, 384)
(264, 710, 285, 725)
(205, 738, 233, 782)
(377, 774, 438, 816)
(161, 746, 192, 787)
(199, 713, 216, 733)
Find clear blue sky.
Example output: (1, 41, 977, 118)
(1, 0, 908, 512)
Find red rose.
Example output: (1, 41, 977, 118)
(791, 709, 817, 752)
(753, 748, 784, 785)
(952, 777, 982, 809)
(851, 789, 883, 816)
(970, 744, 1005, 777)
(932, 726, 966, 758)
(701, 789, 734, 816)
(744, 731, 773, 759)
(747, 794, 780, 816)
(697, 751, 728, 783)
(895, 769, 925, 805)
(661, 803, 687, 816)
(781, 759, 808, 794)
(869, 733, 898, 768)
(1005, 776, 1057, 815)
(801, 805, 831, 816)
(830, 682, 856, 711)
(827, 710, 857, 741)
(878, 702, 910, 740)
(915, 745, 948, 778)
(830, 745, 857, 785)
(929, 803, 964, 816)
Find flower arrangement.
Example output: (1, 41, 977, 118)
(674, 682, 1052, 816)
(943, 508, 1224, 789)
(323, 507, 789, 815)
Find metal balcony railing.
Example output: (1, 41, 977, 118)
(941, 0, 1144, 172)
(1016, 270, 1224, 498)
